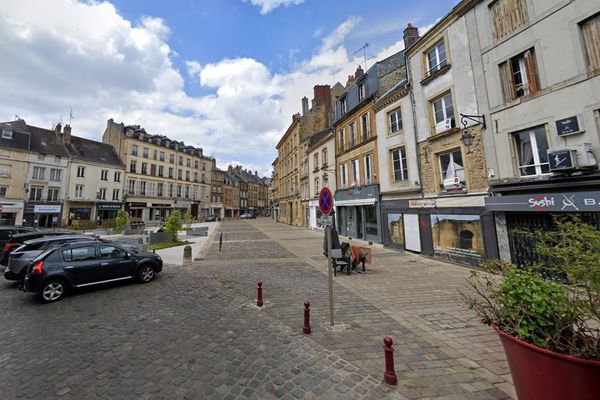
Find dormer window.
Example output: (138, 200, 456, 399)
(358, 82, 365, 102)
(340, 96, 347, 115)
(1, 129, 13, 139)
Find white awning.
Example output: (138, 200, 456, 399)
(335, 198, 377, 207)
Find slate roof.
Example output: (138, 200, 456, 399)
(0, 120, 32, 151)
(26, 125, 70, 157)
(66, 136, 124, 167)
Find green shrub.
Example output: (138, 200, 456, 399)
(114, 210, 128, 233)
(164, 210, 182, 241)
(185, 208, 192, 229)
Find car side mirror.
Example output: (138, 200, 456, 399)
(126, 252, 132, 258)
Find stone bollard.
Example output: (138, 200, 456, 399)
(183, 245, 192, 265)
(383, 336, 398, 385)
(303, 301, 311, 334)
(257, 281, 263, 307)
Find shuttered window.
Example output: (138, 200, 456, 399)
(581, 13, 600, 72)
(499, 48, 539, 102)
(490, 0, 529, 40)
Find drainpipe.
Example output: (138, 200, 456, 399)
(406, 59, 424, 200)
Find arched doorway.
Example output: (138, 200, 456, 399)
(459, 230, 474, 249)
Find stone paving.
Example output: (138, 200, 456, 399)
(0, 218, 515, 399)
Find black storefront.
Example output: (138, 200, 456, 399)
(96, 202, 123, 222)
(486, 173, 600, 266)
(335, 185, 382, 243)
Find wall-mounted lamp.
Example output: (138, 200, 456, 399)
(459, 113, 486, 153)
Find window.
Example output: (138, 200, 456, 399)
(63, 246, 96, 262)
(349, 122, 356, 147)
(112, 189, 119, 201)
(158, 166, 164, 177)
(150, 164, 156, 176)
(432, 93, 455, 133)
(75, 185, 83, 198)
(314, 153, 319, 170)
(129, 160, 136, 173)
(168, 167, 174, 178)
(391, 148, 408, 182)
(186, 158, 191, 167)
(178, 156, 183, 166)
(581, 14, 600, 72)
(314, 178, 320, 194)
(76, 166, 85, 177)
(47, 187, 59, 202)
(1, 129, 13, 139)
(100, 170, 108, 181)
(185, 186, 190, 198)
(358, 82, 365, 102)
(361, 113, 370, 140)
(131, 144, 138, 156)
(140, 181, 146, 196)
(351, 159, 360, 186)
(340, 96, 347, 115)
(364, 154, 373, 185)
(0, 186, 7, 198)
(426, 41, 447, 76)
(100, 245, 127, 260)
(0, 164, 9, 178)
(194, 160, 199, 169)
(142, 147, 148, 158)
(127, 180, 135, 194)
(141, 162, 148, 175)
(32, 166, 45, 180)
(153, 150, 157, 160)
(186, 171, 190, 181)
(439, 150, 465, 191)
(98, 188, 107, 200)
(341, 164, 348, 189)
(490, 0, 529, 40)
(500, 49, 539, 101)
(514, 126, 550, 176)
(30, 186, 43, 201)
(194, 172, 198, 182)
(114, 171, 121, 182)
(177, 185, 182, 197)
(389, 108, 403, 134)
(158, 183, 164, 196)
(202, 162, 206, 170)
(169, 154, 175, 164)
(322, 149, 327, 165)
(323, 174, 328, 187)
(178, 169, 182, 180)
(169, 184, 174, 197)
(159, 151, 165, 162)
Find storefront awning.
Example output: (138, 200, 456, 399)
(335, 198, 376, 207)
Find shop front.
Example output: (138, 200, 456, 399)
(175, 200, 192, 219)
(308, 199, 328, 230)
(0, 201, 24, 226)
(486, 183, 600, 266)
(149, 202, 173, 221)
(335, 185, 381, 243)
(381, 199, 421, 253)
(24, 203, 63, 228)
(95, 202, 123, 223)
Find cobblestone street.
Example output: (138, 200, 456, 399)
(0, 219, 515, 399)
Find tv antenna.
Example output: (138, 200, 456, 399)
(69, 106, 75, 125)
(353, 42, 376, 70)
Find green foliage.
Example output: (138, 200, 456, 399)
(163, 210, 182, 241)
(185, 208, 192, 229)
(147, 240, 191, 251)
(114, 210, 128, 233)
(462, 216, 600, 361)
(70, 220, 96, 230)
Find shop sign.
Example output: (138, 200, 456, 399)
(555, 116, 582, 136)
(409, 199, 436, 208)
(0, 202, 23, 212)
(96, 203, 122, 210)
(335, 185, 379, 202)
(129, 202, 147, 208)
(33, 205, 61, 213)
(177, 201, 192, 207)
(486, 191, 600, 212)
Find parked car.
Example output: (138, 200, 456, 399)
(22, 241, 163, 303)
(4, 235, 95, 281)
(0, 226, 38, 248)
(1, 231, 74, 266)
(204, 215, 220, 222)
(240, 213, 254, 219)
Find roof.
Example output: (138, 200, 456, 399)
(66, 136, 124, 167)
(308, 127, 334, 150)
(26, 125, 70, 157)
(374, 80, 410, 109)
(0, 120, 31, 151)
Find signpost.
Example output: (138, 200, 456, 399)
(319, 187, 335, 326)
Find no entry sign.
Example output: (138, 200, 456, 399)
(319, 187, 333, 216)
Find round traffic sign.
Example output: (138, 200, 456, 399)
(319, 187, 333, 216)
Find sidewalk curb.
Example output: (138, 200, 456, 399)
(194, 221, 221, 261)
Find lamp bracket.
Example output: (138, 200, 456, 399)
(460, 113, 486, 130)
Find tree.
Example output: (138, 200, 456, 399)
(185, 208, 192, 229)
(115, 210, 128, 233)
(164, 210, 182, 242)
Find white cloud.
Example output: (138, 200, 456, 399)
(0, 1, 397, 175)
(242, 0, 305, 15)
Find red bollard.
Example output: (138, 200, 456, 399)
(383, 336, 398, 385)
(303, 301, 311, 334)
(257, 281, 263, 307)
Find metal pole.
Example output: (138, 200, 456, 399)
(327, 224, 334, 326)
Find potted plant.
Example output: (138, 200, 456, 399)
(462, 216, 600, 400)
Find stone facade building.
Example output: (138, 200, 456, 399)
(307, 127, 337, 230)
(211, 168, 225, 219)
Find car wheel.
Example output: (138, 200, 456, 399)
(39, 280, 67, 303)
(137, 265, 155, 283)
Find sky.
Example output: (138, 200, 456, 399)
(0, 0, 459, 177)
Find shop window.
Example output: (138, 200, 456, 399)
(490, 0, 529, 40)
(391, 147, 408, 182)
(439, 150, 465, 191)
(387, 214, 404, 248)
(499, 48, 539, 102)
(365, 205, 378, 236)
(581, 13, 600, 72)
(430, 214, 483, 259)
(514, 125, 549, 176)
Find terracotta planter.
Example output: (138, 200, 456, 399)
(493, 325, 600, 400)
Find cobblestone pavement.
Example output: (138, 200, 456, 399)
(0, 219, 515, 399)
(203, 219, 516, 400)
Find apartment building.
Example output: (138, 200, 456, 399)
(103, 119, 214, 223)
(307, 127, 337, 230)
(222, 170, 240, 218)
(211, 168, 225, 218)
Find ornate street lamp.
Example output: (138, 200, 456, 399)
(459, 113, 486, 153)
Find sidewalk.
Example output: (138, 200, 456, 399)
(155, 221, 219, 265)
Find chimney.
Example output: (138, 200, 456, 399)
(62, 124, 72, 144)
(355, 65, 364, 79)
(54, 123, 62, 136)
(254, 170, 258, 176)
(301, 97, 309, 115)
(346, 74, 355, 87)
(403, 23, 419, 49)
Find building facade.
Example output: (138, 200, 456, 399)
(307, 128, 337, 230)
(211, 168, 225, 219)
(222, 170, 240, 218)
(103, 119, 214, 223)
